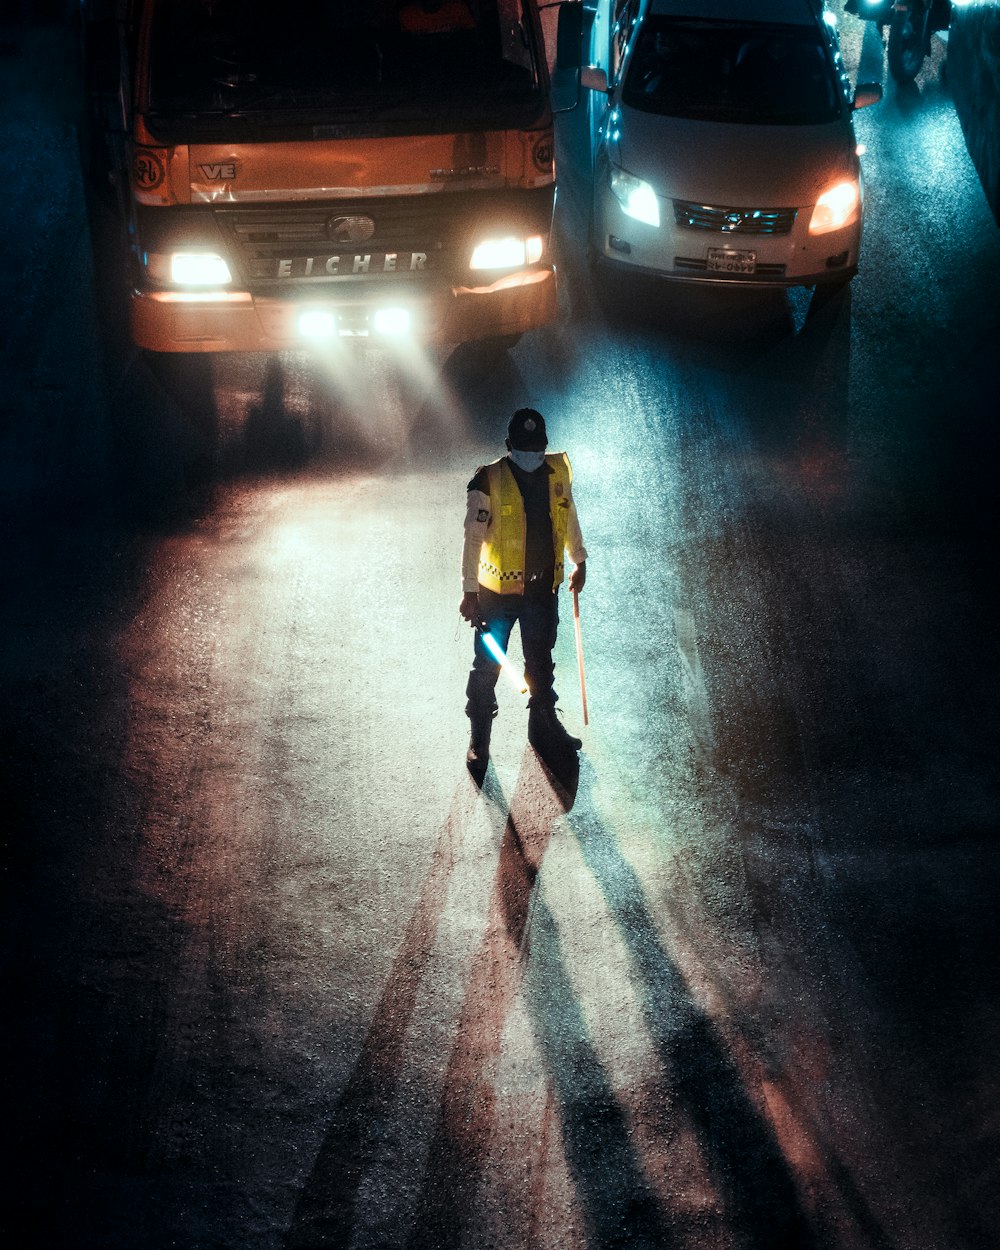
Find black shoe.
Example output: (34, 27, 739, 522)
(466, 741, 488, 782)
(466, 711, 494, 782)
(528, 704, 582, 751)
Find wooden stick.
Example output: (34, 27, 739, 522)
(572, 588, 589, 726)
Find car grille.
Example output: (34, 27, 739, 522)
(673, 200, 797, 235)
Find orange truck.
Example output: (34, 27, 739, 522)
(83, 0, 584, 353)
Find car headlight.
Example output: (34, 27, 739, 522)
(808, 180, 860, 235)
(469, 235, 544, 270)
(609, 169, 660, 227)
(146, 251, 234, 286)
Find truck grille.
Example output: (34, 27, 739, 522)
(214, 199, 449, 282)
(214, 191, 545, 284)
(673, 200, 797, 235)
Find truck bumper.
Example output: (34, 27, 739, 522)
(130, 267, 557, 353)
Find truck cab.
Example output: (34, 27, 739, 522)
(87, 0, 568, 352)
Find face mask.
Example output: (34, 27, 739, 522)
(509, 448, 546, 472)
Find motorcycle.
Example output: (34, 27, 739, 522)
(845, 0, 951, 85)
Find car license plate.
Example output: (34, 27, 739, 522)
(707, 248, 756, 274)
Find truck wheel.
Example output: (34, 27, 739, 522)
(443, 334, 521, 384)
(144, 351, 215, 411)
(461, 334, 522, 368)
(480, 333, 522, 353)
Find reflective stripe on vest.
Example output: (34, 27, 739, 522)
(477, 453, 573, 594)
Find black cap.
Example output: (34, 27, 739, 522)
(507, 408, 548, 450)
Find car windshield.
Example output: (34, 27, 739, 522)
(146, 0, 543, 131)
(621, 18, 840, 124)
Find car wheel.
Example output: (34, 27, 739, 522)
(808, 276, 852, 316)
(587, 218, 627, 309)
(887, 7, 926, 83)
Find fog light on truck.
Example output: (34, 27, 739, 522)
(372, 307, 411, 336)
(298, 310, 337, 339)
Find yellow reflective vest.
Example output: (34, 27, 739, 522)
(477, 453, 575, 594)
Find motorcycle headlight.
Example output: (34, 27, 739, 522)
(609, 169, 660, 227)
(469, 235, 544, 270)
(808, 180, 860, 235)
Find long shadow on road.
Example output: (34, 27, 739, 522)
(286, 750, 580, 1249)
(287, 749, 813, 1249)
(283, 780, 489, 1249)
(403, 751, 674, 1250)
(569, 762, 813, 1250)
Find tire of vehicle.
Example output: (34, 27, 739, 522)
(589, 249, 632, 316)
(887, 7, 926, 83)
(480, 333, 522, 353)
(457, 334, 522, 369)
(587, 211, 627, 313)
(808, 275, 852, 317)
(143, 351, 218, 424)
(445, 335, 521, 380)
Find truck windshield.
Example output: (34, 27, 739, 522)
(146, 0, 544, 133)
(622, 20, 841, 125)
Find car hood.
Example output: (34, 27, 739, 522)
(613, 108, 857, 207)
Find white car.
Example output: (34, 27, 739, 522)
(584, 0, 882, 292)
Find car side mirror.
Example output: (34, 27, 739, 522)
(580, 65, 609, 94)
(852, 83, 883, 111)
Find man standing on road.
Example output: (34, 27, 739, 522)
(459, 408, 588, 777)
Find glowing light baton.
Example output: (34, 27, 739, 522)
(479, 628, 529, 695)
(572, 588, 589, 726)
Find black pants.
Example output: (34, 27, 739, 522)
(466, 583, 559, 715)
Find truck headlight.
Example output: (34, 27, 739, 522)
(808, 181, 860, 235)
(610, 169, 660, 227)
(167, 252, 233, 286)
(469, 235, 544, 270)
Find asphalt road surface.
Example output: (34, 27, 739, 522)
(2, 7, 998, 1250)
